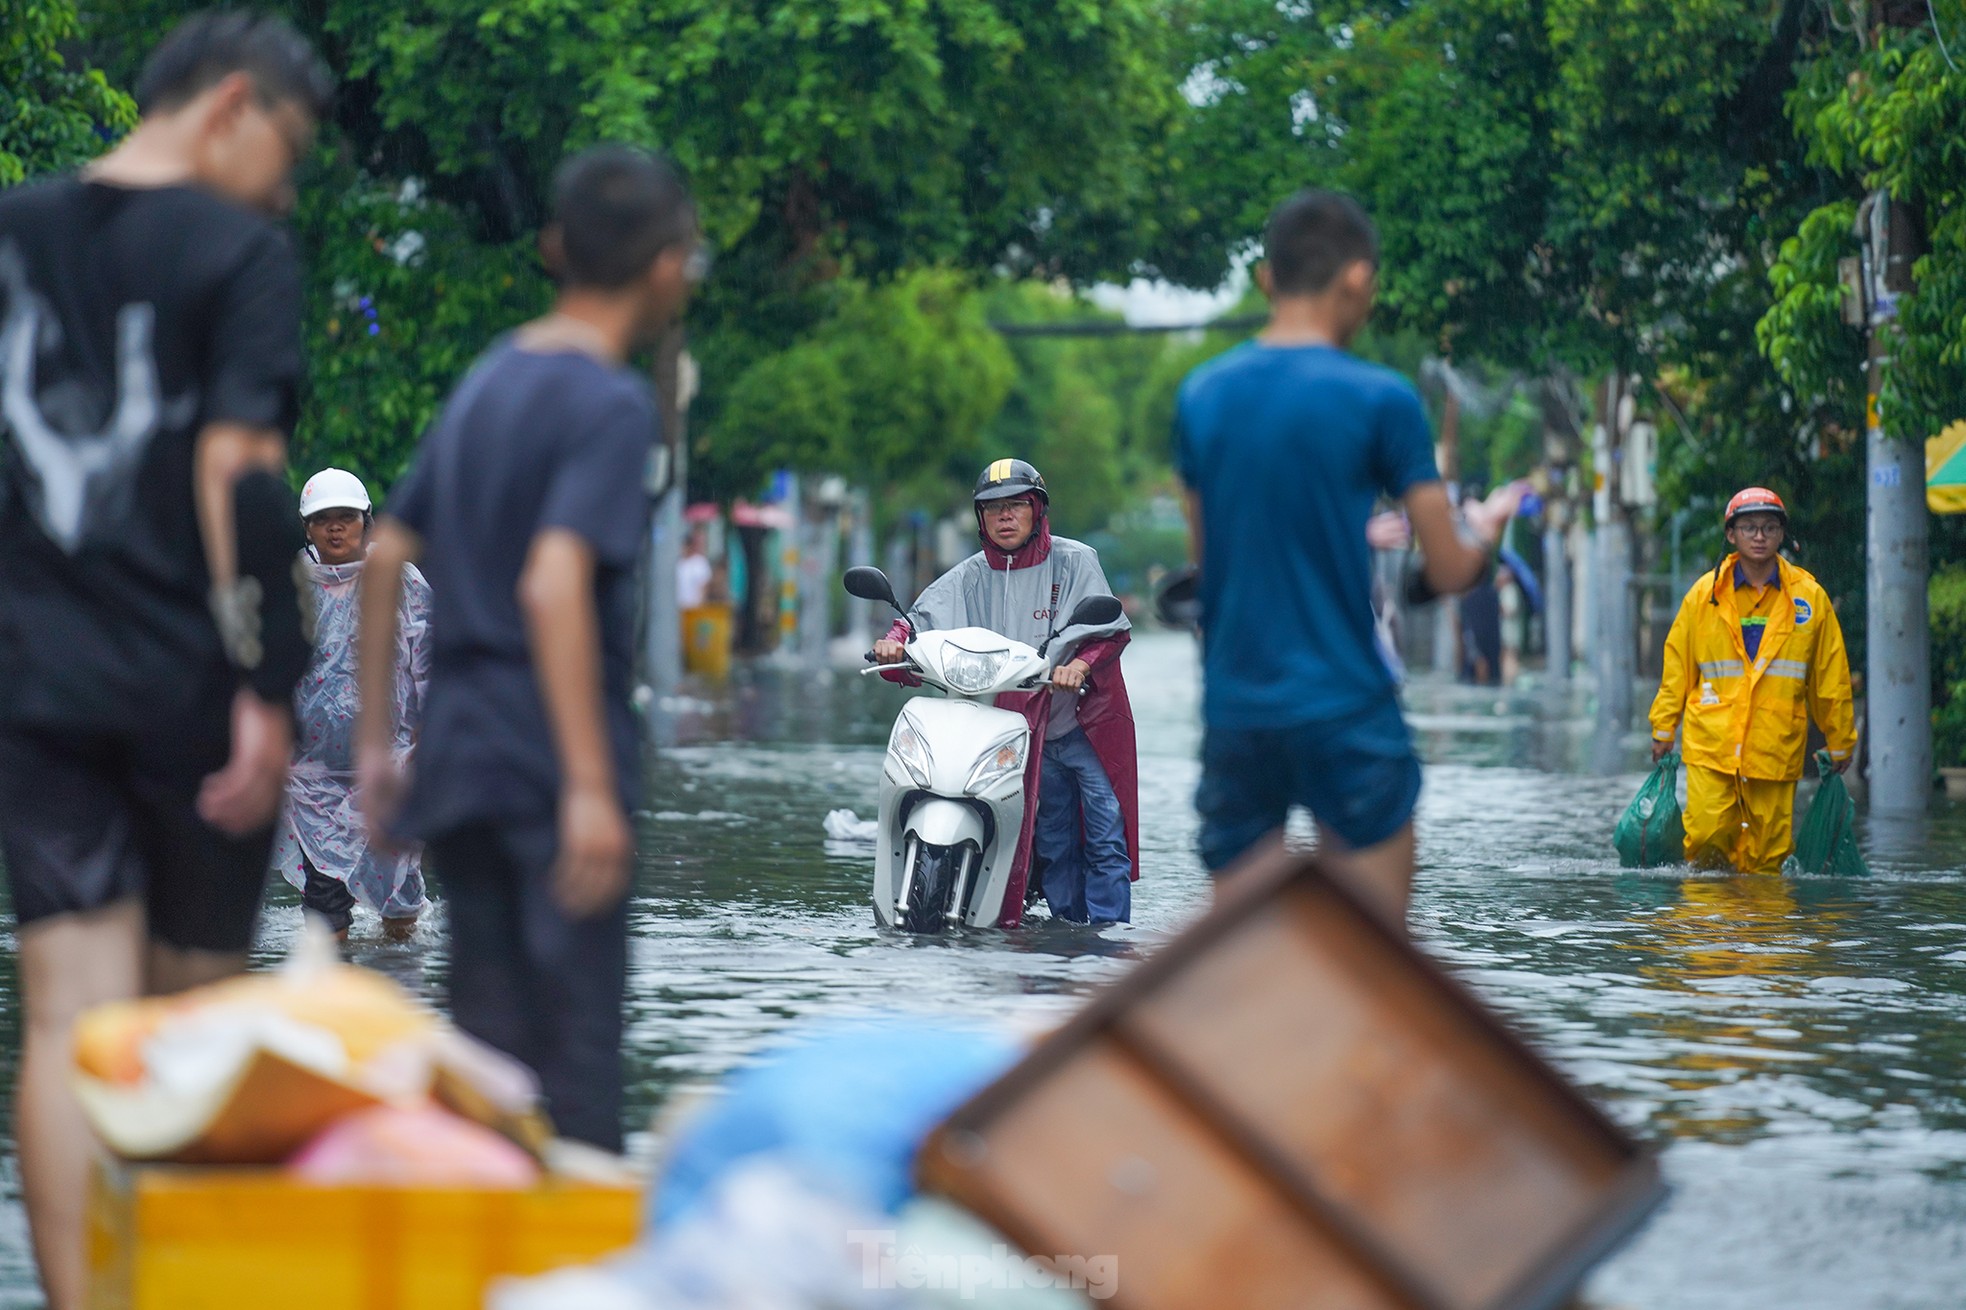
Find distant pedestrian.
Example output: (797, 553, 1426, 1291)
(678, 524, 712, 607)
(1174, 189, 1515, 926)
(357, 146, 702, 1151)
(1458, 574, 1503, 686)
(1497, 562, 1524, 685)
(0, 13, 329, 1303)
(1648, 488, 1856, 873)
(274, 468, 431, 942)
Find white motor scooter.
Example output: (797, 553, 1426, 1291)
(842, 566, 1124, 933)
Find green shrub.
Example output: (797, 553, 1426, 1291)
(1932, 567, 1966, 768)
(1937, 681, 1966, 772)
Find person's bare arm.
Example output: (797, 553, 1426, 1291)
(356, 519, 421, 841)
(194, 422, 285, 592)
(520, 528, 631, 917)
(1403, 481, 1517, 595)
(191, 422, 294, 834)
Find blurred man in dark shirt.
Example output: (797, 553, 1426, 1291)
(0, 14, 330, 1302)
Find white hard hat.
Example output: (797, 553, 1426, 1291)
(299, 468, 372, 519)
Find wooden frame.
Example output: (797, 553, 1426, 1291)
(917, 849, 1667, 1310)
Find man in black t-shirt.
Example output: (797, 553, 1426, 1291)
(0, 14, 330, 1304)
(357, 148, 701, 1152)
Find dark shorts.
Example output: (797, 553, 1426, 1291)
(0, 695, 272, 952)
(1196, 695, 1422, 873)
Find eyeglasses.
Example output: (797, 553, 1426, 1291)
(985, 501, 1033, 518)
(1732, 519, 1783, 538)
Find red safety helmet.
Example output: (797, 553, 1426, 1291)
(1723, 486, 1787, 528)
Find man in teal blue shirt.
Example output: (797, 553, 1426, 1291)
(1175, 189, 1512, 926)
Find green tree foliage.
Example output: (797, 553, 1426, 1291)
(87, 0, 1182, 497)
(1752, 8, 1966, 651)
(1931, 565, 1966, 765)
(1761, 11, 1966, 452)
(1165, 0, 1886, 639)
(1287, 0, 1814, 378)
(290, 171, 551, 482)
(1761, 2, 1966, 743)
(710, 268, 1013, 504)
(1152, 0, 1358, 288)
(975, 283, 1188, 536)
(1, 0, 134, 184)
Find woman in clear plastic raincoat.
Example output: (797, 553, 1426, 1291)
(273, 469, 433, 939)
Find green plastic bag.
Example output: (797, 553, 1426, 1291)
(1785, 750, 1870, 876)
(1614, 750, 1685, 868)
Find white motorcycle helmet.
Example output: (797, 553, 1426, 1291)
(298, 467, 373, 520)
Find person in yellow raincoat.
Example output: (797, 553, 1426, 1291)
(1647, 487, 1857, 873)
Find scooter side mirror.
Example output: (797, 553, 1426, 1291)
(843, 566, 900, 610)
(1067, 595, 1123, 628)
(1154, 565, 1200, 631)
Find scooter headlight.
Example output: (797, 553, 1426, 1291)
(889, 717, 934, 788)
(965, 732, 1027, 796)
(942, 644, 1012, 695)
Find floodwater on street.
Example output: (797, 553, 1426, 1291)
(0, 629, 1963, 1307)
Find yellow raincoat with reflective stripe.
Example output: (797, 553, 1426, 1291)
(1648, 556, 1856, 782)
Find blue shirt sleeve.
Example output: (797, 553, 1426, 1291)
(1173, 376, 1200, 487)
(539, 387, 657, 568)
(1372, 380, 1440, 498)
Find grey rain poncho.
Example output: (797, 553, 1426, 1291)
(904, 535, 1130, 738)
(885, 521, 1141, 922)
(272, 554, 433, 919)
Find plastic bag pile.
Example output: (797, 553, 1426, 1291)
(71, 921, 557, 1185)
(489, 1018, 1101, 1310)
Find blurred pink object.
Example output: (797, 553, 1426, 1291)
(290, 1105, 540, 1186)
(1365, 511, 1412, 550)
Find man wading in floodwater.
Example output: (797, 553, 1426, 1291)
(1174, 190, 1515, 927)
(273, 468, 432, 942)
(0, 14, 329, 1303)
(358, 147, 703, 1152)
(874, 460, 1139, 926)
(1649, 487, 1856, 873)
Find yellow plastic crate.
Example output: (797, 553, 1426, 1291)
(86, 1159, 641, 1310)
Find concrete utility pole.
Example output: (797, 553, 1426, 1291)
(845, 487, 875, 645)
(1539, 380, 1579, 682)
(1543, 506, 1571, 681)
(1432, 382, 1462, 677)
(1860, 190, 1932, 813)
(800, 475, 847, 667)
(645, 328, 694, 710)
(1591, 374, 1637, 734)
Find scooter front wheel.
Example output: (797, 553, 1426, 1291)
(898, 842, 965, 933)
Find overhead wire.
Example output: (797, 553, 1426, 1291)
(1928, 0, 1961, 72)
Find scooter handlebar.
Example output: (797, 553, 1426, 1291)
(1017, 675, 1090, 695)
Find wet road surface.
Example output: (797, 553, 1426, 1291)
(1, 629, 1961, 1307)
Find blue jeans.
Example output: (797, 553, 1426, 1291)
(1034, 727, 1131, 924)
